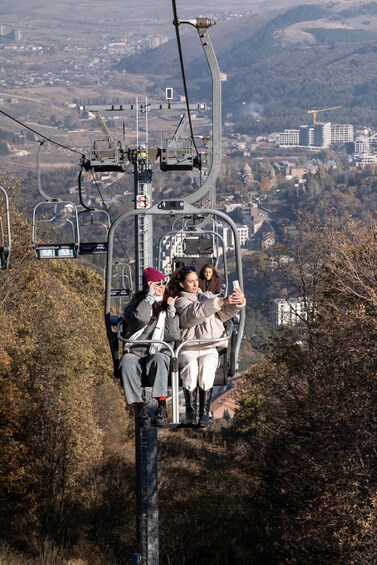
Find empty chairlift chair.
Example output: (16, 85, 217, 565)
(78, 208, 110, 255)
(32, 200, 80, 259)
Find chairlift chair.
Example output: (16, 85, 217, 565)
(78, 208, 111, 255)
(32, 200, 80, 259)
(105, 202, 245, 424)
(157, 220, 229, 293)
(108, 260, 134, 316)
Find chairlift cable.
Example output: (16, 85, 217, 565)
(171, 0, 199, 155)
(89, 170, 132, 264)
(0, 109, 84, 157)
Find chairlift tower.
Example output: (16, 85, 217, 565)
(80, 99, 205, 287)
(101, 17, 226, 565)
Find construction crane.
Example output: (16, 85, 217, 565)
(307, 106, 342, 125)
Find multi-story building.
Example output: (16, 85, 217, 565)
(355, 153, 377, 165)
(237, 225, 249, 246)
(149, 36, 168, 49)
(299, 125, 315, 147)
(278, 129, 299, 147)
(279, 122, 352, 148)
(299, 122, 331, 148)
(331, 123, 354, 143)
(274, 297, 308, 326)
(215, 223, 249, 250)
(354, 135, 370, 154)
(8, 29, 22, 41)
(313, 122, 332, 148)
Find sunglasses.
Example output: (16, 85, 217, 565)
(155, 280, 167, 286)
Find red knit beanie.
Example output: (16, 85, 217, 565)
(142, 267, 165, 287)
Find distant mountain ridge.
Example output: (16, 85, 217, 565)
(119, 2, 377, 132)
(220, 2, 377, 131)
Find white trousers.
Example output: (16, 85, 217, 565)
(179, 348, 218, 391)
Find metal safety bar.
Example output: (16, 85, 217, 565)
(117, 327, 233, 424)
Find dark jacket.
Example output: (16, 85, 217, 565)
(123, 294, 180, 357)
(198, 276, 222, 294)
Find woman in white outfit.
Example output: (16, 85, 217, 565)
(171, 266, 246, 427)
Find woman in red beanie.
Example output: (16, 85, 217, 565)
(121, 267, 180, 427)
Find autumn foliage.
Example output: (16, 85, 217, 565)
(0, 176, 376, 564)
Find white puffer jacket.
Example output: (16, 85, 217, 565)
(176, 289, 245, 350)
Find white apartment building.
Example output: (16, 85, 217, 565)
(160, 233, 185, 274)
(278, 129, 300, 147)
(237, 225, 249, 246)
(354, 136, 370, 154)
(331, 123, 354, 143)
(217, 224, 249, 249)
(275, 297, 308, 326)
(355, 153, 377, 165)
(279, 122, 352, 148)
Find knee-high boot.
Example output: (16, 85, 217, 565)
(183, 387, 197, 425)
(198, 387, 213, 428)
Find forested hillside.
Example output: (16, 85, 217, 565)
(222, 2, 377, 131)
(120, 2, 377, 132)
(0, 176, 136, 563)
(1, 173, 376, 564)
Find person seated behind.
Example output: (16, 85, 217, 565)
(121, 267, 180, 428)
(169, 266, 246, 428)
(198, 263, 222, 295)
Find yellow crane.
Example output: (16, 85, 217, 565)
(307, 106, 342, 125)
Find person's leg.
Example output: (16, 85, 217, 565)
(145, 352, 170, 426)
(183, 387, 197, 425)
(197, 348, 218, 391)
(121, 353, 151, 427)
(179, 350, 200, 391)
(121, 353, 144, 404)
(145, 352, 170, 397)
(180, 350, 200, 424)
(197, 348, 218, 427)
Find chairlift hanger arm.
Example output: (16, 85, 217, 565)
(175, 18, 221, 207)
(158, 112, 202, 171)
(93, 111, 116, 149)
(79, 108, 127, 172)
(36, 141, 56, 201)
(168, 113, 187, 146)
(78, 168, 93, 211)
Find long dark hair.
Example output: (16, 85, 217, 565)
(167, 265, 197, 297)
(199, 263, 219, 279)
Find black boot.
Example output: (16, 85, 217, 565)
(137, 403, 152, 428)
(198, 388, 213, 428)
(183, 387, 197, 425)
